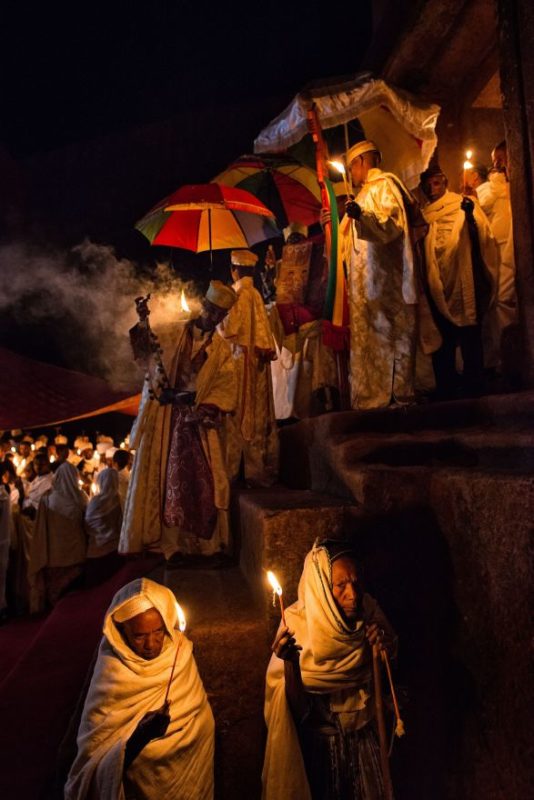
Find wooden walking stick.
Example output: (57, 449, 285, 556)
(373, 644, 394, 800)
(381, 649, 405, 739)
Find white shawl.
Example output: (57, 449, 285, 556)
(65, 578, 214, 800)
(262, 546, 377, 800)
(85, 469, 122, 550)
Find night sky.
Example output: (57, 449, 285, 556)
(1, 2, 372, 157)
(0, 2, 372, 372)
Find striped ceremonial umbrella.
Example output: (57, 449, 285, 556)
(213, 154, 321, 228)
(136, 183, 280, 264)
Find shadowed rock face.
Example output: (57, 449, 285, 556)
(273, 393, 534, 800)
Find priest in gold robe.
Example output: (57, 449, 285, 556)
(339, 140, 417, 410)
(119, 281, 237, 560)
(221, 250, 279, 487)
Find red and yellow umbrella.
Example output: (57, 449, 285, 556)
(136, 183, 280, 256)
(213, 154, 321, 228)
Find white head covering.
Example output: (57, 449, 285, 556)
(346, 139, 381, 166)
(85, 468, 122, 548)
(49, 462, 87, 520)
(65, 577, 214, 799)
(96, 443, 109, 455)
(230, 249, 258, 267)
(106, 446, 118, 459)
(204, 280, 237, 310)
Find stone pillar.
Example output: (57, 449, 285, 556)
(498, 0, 534, 385)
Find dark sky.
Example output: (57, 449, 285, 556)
(1, 2, 372, 157)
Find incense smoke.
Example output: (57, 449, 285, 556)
(0, 240, 202, 389)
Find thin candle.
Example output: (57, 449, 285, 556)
(267, 570, 286, 626)
(329, 159, 352, 198)
(164, 602, 187, 705)
(462, 149, 474, 195)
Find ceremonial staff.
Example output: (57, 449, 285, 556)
(306, 105, 350, 408)
(131, 293, 172, 401)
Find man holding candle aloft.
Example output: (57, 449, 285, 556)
(339, 140, 418, 410)
(262, 540, 397, 800)
(119, 280, 238, 561)
(420, 165, 499, 399)
(65, 578, 214, 799)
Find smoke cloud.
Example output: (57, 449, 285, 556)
(0, 239, 203, 390)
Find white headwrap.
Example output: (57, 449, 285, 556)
(49, 462, 87, 520)
(85, 468, 122, 549)
(65, 578, 215, 800)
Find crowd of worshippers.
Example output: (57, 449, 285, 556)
(63, 542, 397, 800)
(261, 137, 515, 411)
(0, 430, 133, 619)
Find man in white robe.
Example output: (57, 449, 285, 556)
(420, 166, 499, 398)
(65, 577, 214, 800)
(262, 541, 397, 800)
(339, 140, 417, 410)
(476, 141, 517, 367)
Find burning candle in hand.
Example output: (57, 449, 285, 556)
(329, 159, 352, 198)
(463, 149, 474, 194)
(267, 570, 286, 626)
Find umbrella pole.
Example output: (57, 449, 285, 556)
(208, 208, 213, 272)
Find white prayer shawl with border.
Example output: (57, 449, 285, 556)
(65, 577, 214, 800)
(262, 547, 379, 800)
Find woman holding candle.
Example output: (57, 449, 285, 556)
(262, 540, 397, 800)
(65, 577, 214, 800)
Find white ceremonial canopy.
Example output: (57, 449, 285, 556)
(254, 73, 440, 190)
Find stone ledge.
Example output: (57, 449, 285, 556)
(237, 487, 351, 624)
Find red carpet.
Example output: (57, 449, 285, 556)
(0, 555, 162, 800)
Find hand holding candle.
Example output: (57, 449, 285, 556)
(267, 570, 286, 626)
(329, 159, 352, 198)
(462, 149, 474, 195)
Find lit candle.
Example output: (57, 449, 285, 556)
(91, 481, 98, 495)
(31, 444, 35, 451)
(10, 447, 16, 453)
(50, 455, 56, 463)
(267, 570, 286, 626)
(329, 159, 352, 198)
(180, 289, 191, 317)
(463, 149, 474, 195)
(164, 602, 187, 705)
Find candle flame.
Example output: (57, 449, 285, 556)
(50, 455, 56, 463)
(31, 444, 35, 451)
(463, 160, 473, 170)
(175, 601, 187, 632)
(180, 289, 191, 313)
(267, 570, 283, 596)
(91, 481, 97, 495)
(78, 479, 84, 488)
(465, 149, 473, 159)
(77, 449, 82, 456)
(11, 447, 16, 453)
(329, 159, 347, 176)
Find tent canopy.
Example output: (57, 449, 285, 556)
(254, 73, 440, 190)
(0, 346, 140, 430)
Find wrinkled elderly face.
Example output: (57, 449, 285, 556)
(331, 557, 360, 624)
(422, 174, 448, 202)
(122, 607, 166, 659)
